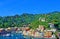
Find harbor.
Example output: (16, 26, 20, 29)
(0, 26, 58, 39)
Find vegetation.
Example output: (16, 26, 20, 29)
(0, 11, 60, 30)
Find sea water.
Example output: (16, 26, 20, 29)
(0, 33, 25, 39)
(0, 33, 57, 39)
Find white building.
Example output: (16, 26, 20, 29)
(39, 17, 46, 22)
(49, 23, 55, 28)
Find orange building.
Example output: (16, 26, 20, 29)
(44, 31, 52, 38)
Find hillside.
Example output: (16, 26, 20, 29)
(30, 11, 60, 30)
(0, 11, 60, 30)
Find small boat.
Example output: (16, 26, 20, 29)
(3, 34, 10, 36)
(0, 30, 11, 36)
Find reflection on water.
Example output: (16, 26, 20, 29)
(0, 33, 57, 39)
(0, 33, 25, 39)
(24, 36, 57, 39)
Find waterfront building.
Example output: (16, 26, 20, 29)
(52, 34, 56, 38)
(0, 28, 3, 32)
(44, 31, 52, 38)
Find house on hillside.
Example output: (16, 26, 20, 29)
(37, 25, 45, 32)
(49, 23, 55, 29)
(39, 17, 46, 22)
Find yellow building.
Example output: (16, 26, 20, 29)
(39, 25, 45, 32)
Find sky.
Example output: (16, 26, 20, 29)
(0, 0, 60, 16)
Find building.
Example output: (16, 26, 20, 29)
(38, 25, 45, 32)
(0, 28, 3, 32)
(39, 17, 46, 22)
(34, 31, 40, 37)
(57, 32, 60, 39)
(44, 31, 52, 38)
(49, 23, 55, 29)
(52, 34, 56, 38)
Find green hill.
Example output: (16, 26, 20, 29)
(0, 11, 60, 30)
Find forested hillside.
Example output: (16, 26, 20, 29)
(0, 11, 60, 30)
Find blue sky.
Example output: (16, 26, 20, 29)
(0, 0, 60, 16)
